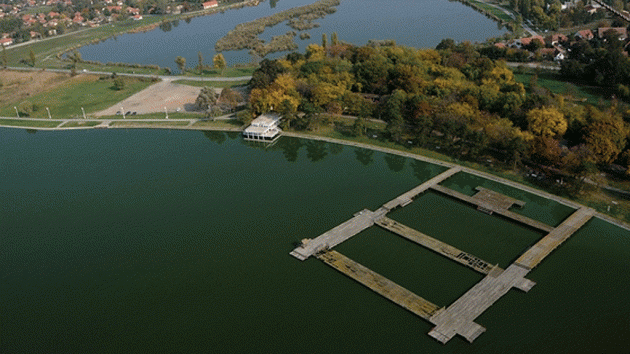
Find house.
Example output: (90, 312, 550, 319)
(598, 27, 628, 40)
(575, 29, 594, 41)
(0, 37, 13, 46)
(30, 31, 42, 39)
(519, 35, 545, 48)
(203, 0, 218, 9)
(126, 7, 140, 15)
(243, 113, 282, 142)
(494, 42, 507, 49)
(133, 14, 142, 20)
(554, 51, 566, 61)
(546, 33, 568, 46)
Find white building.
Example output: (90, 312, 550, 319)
(243, 113, 282, 142)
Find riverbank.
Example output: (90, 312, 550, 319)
(2, 117, 628, 229)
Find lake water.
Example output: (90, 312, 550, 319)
(78, 0, 508, 70)
(2, 127, 630, 353)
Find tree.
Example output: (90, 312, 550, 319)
(113, 77, 125, 91)
(195, 86, 218, 110)
(213, 53, 226, 75)
(175, 56, 186, 74)
(197, 51, 204, 74)
(322, 33, 327, 49)
(526, 107, 567, 138)
(29, 49, 35, 67)
(17, 101, 33, 117)
(331, 32, 339, 46)
(219, 87, 242, 111)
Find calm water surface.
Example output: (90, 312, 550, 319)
(78, 0, 507, 70)
(2, 128, 629, 353)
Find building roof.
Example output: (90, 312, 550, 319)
(575, 29, 594, 40)
(250, 113, 281, 127)
(598, 27, 628, 39)
(203, 0, 218, 8)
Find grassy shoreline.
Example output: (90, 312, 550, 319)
(2, 117, 629, 226)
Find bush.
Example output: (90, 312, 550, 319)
(17, 101, 33, 117)
(113, 77, 125, 90)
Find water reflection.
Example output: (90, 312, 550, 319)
(384, 154, 406, 172)
(305, 140, 328, 162)
(203, 131, 227, 144)
(354, 148, 374, 166)
(411, 160, 437, 181)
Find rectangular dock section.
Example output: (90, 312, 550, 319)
(515, 207, 594, 270)
(381, 167, 461, 211)
(290, 209, 385, 260)
(428, 263, 534, 343)
(431, 184, 554, 233)
(317, 250, 441, 320)
(375, 217, 499, 274)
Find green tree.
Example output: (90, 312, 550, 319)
(526, 107, 567, 138)
(175, 56, 186, 74)
(219, 87, 242, 112)
(195, 86, 218, 110)
(197, 51, 204, 74)
(322, 33, 327, 49)
(113, 77, 125, 91)
(213, 53, 226, 75)
(29, 49, 35, 67)
(17, 101, 33, 117)
(331, 32, 339, 46)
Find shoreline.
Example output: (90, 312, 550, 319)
(1, 122, 628, 232)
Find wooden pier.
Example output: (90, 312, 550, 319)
(431, 184, 554, 233)
(290, 165, 596, 344)
(375, 217, 499, 274)
(381, 167, 461, 211)
(427, 207, 593, 344)
(317, 250, 440, 320)
(515, 207, 594, 270)
(290, 209, 387, 260)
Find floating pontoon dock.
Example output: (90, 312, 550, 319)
(290, 168, 594, 344)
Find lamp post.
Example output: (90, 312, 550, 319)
(81, 107, 86, 120)
(46, 107, 51, 119)
(121, 107, 125, 119)
(165, 106, 168, 119)
(14, 106, 19, 118)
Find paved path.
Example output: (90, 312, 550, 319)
(3, 66, 252, 82)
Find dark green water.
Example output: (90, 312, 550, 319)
(2, 128, 629, 353)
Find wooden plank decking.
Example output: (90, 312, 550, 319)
(430, 184, 554, 233)
(515, 207, 594, 270)
(317, 250, 441, 320)
(381, 167, 461, 211)
(290, 209, 387, 260)
(375, 217, 499, 274)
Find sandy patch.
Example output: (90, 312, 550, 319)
(0, 70, 72, 107)
(94, 80, 218, 116)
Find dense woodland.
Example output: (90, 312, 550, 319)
(245, 39, 630, 188)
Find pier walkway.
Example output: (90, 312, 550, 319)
(431, 184, 554, 233)
(290, 209, 387, 261)
(317, 250, 440, 320)
(516, 207, 594, 269)
(382, 167, 461, 211)
(427, 207, 593, 343)
(376, 217, 498, 274)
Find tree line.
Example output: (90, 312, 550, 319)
(244, 39, 630, 189)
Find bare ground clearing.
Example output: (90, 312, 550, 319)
(0, 70, 73, 107)
(94, 80, 218, 116)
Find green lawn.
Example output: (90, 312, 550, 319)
(0, 119, 61, 128)
(110, 121, 191, 127)
(59, 121, 102, 127)
(181, 67, 257, 78)
(173, 79, 249, 88)
(514, 71, 609, 105)
(0, 76, 155, 119)
(469, 0, 513, 22)
(98, 112, 203, 120)
(192, 119, 243, 129)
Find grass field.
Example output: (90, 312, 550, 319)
(0, 75, 155, 119)
(192, 119, 243, 129)
(469, 0, 513, 22)
(110, 121, 191, 127)
(173, 79, 249, 88)
(514, 71, 609, 105)
(97, 112, 203, 120)
(59, 121, 102, 127)
(0, 119, 61, 128)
